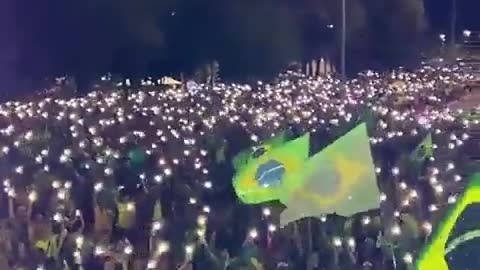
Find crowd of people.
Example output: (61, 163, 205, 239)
(0, 65, 477, 270)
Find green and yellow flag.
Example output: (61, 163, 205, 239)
(279, 123, 379, 226)
(410, 133, 433, 173)
(232, 124, 379, 227)
(416, 173, 480, 270)
(233, 133, 309, 204)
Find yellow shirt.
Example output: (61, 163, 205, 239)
(35, 234, 60, 258)
(117, 202, 136, 229)
(251, 258, 265, 270)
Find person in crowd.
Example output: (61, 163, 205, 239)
(0, 64, 475, 269)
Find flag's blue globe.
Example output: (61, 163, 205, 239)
(255, 160, 285, 187)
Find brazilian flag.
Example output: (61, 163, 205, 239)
(416, 173, 480, 270)
(279, 123, 379, 226)
(411, 133, 433, 163)
(232, 133, 309, 204)
(410, 133, 433, 174)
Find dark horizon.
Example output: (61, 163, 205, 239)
(1, 0, 480, 94)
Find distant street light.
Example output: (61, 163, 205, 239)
(463, 30, 472, 37)
(439, 34, 446, 55)
(327, 24, 334, 29)
(439, 34, 446, 42)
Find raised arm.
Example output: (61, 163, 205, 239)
(78, 210, 85, 232)
(27, 198, 33, 221)
(8, 195, 14, 219)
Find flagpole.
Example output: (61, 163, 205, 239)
(293, 223, 304, 257)
(450, 0, 457, 53)
(391, 244, 398, 270)
(307, 219, 313, 254)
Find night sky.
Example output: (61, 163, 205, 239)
(7, 0, 480, 42)
(6, 0, 480, 42)
(425, 0, 480, 32)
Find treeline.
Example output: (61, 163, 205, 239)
(3, 0, 429, 91)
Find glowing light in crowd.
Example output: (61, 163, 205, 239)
(0, 64, 474, 268)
